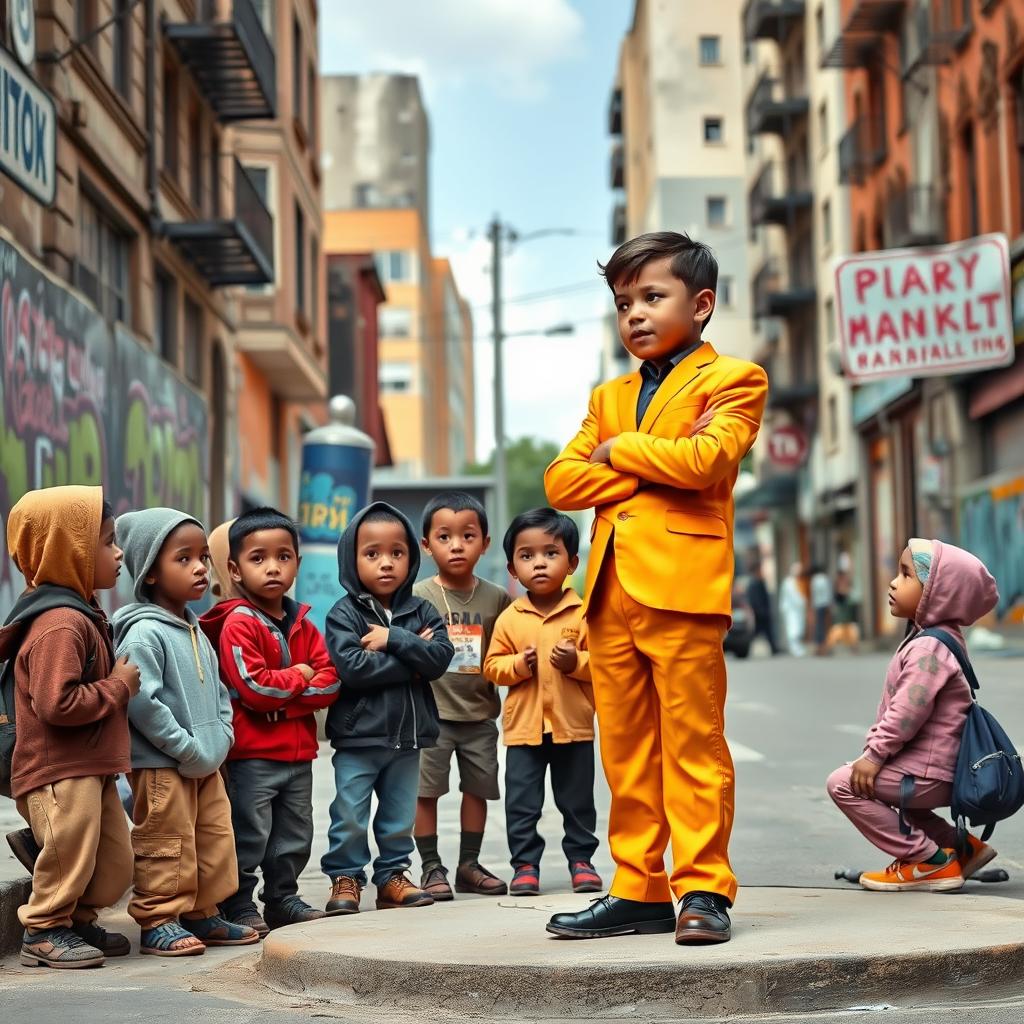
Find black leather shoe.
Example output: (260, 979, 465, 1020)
(675, 891, 732, 944)
(546, 896, 676, 939)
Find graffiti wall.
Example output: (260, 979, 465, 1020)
(960, 475, 1024, 624)
(0, 236, 208, 616)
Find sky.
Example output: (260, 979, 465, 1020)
(318, 0, 633, 461)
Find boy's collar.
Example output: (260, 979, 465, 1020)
(516, 588, 581, 617)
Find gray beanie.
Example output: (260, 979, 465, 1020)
(115, 508, 203, 602)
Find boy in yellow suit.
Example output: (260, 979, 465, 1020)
(544, 232, 768, 945)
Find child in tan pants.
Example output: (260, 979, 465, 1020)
(113, 508, 257, 956)
(1, 486, 140, 969)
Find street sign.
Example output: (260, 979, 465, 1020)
(0, 44, 55, 206)
(10, 0, 35, 67)
(835, 233, 1013, 383)
(767, 424, 808, 469)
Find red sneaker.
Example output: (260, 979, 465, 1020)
(510, 864, 540, 896)
(570, 861, 603, 893)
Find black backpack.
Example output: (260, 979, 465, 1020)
(908, 628, 1024, 846)
(0, 587, 101, 798)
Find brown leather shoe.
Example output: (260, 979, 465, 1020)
(454, 861, 508, 896)
(675, 892, 731, 945)
(375, 872, 434, 910)
(421, 866, 455, 901)
(326, 875, 362, 916)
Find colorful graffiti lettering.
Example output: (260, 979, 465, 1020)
(0, 239, 208, 618)
(960, 476, 1024, 622)
(298, 470, 357, 538)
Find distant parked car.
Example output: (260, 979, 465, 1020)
(724, 576, 753, 659)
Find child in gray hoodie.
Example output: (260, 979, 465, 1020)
(113, 508, 258, 957)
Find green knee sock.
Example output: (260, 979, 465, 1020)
(925, 848, 951, 865)
(415, 833, 442, 873)
(459, 830, 484, 866)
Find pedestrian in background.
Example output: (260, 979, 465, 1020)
(746, 561, 779, 655)
(779, 562, 807, 657)
(3, 487, 139, 970)
(826, 539, 999, 892)
(114, 509, 255, 956)
(413, 492, 510, 901)
(809, 565, 833, 656)
(828, 554, 861, 652)
(484, 508, 601, 899)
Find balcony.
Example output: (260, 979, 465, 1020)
(749, 162, 813, 227)
(765, 352, 820, 410)
(904, 6, 960, 66)
(611, 201, 627, 246)
(752, 257, 816, 319)
(744, 0, 805, 43)
(746, 73, 809, 137)
(608, 87, 623, 136)
(887, 184, 946, 248)
(610, 142, 624, 189)
(838, 116, 888, 185)
(165, 0, 276, 122)
(164, 157, 274, 286)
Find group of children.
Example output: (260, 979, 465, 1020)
(1, 484, 600, 968)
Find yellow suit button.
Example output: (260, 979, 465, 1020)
(617, 512, 629, 522)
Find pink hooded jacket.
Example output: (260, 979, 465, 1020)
(862, 541, 998, 782)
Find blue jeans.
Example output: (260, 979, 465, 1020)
(321, 747, 420, 888)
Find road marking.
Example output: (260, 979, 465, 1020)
(729, 740, 766, 763)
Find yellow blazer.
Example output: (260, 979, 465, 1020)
(544, 342, 768, 616)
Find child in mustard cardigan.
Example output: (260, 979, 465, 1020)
(483, 508, 600, 898)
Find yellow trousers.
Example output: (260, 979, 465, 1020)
(588, 559, 737, 904)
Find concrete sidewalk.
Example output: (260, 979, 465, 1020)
(256, 886, 1024, 1019)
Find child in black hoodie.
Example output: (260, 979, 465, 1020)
(321, 502, 454, 915)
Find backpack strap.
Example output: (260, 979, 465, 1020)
(917, 627, 980, 695)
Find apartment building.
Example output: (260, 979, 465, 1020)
(0, 0, 323, 616)
(609, 0, 755, 368)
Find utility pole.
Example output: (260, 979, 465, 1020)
(489, 216, 508, 536)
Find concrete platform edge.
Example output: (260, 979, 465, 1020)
(0, 877, 30, 956)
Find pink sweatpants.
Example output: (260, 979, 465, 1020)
(827, 763, 958, 861)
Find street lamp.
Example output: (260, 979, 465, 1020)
(488, 217, 577, 535)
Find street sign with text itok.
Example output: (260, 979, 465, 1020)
(834, 233, 1014, 383)
(0, 36, 56, 207)
(767, 424, 808, 469)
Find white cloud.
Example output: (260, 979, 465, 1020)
(318, 0, 585, 100)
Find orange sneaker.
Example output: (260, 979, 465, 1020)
(959, 834, 997, 879)
(860, 851, 964, 892)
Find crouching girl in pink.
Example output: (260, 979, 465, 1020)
(827, 539, 999, 892)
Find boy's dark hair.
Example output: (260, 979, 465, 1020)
(503, 507, 579, 562)
(229, 507, 300, 560)
(101, 498, 113, 522)
(359, 507, 407, 531)
(421, 491, 488, 537)
(600, 231, 718, 331)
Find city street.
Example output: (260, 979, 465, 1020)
(3, 643, 1022, 1023)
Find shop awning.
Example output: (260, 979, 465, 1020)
(735, 474, 798, 511)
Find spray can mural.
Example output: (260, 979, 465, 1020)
(296, 395, 374, 630)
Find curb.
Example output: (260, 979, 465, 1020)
(0, 877, 30, 956)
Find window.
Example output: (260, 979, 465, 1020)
(818, 101, 828, 152)
(251, 0, 273, 34)
(963, 122, 979, 236)
(208, 129, 220, 218)
(113, 0, 131, 97)
(245, 166, 271, 293)
(354, 182, 378, 207)
(162, 63, 178, 175)
(718, 276, 734, 308)
(703, 117, 724, 144)
(822, 198, 832, 248)
(699, 36, 720, 65)
(188, 103, 202, 208)
(815, 5, 825, 56)
(825, 296, 836, 344)
(706, 196, 727, 227)
(379, 306, 413, 337)
(380, 361, 415, 393)
(293, 17, 303, 121)
(77, 191, 131, 324)
(827, 394, 839, 448)
(375, 249, 413, 282)
(307, 60, 317, 147)
(295, 201, 306, 316)
(310, 235, 319, 330)
(1013, 71, 1024, 234)
(76, 0, 97, 51)
(184, 297, 203, 387)
(154, 268, 177, 367)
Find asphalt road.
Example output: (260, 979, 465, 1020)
(2, 644, 1023, 1023)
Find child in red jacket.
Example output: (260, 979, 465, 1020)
(200, 508, 339, 935)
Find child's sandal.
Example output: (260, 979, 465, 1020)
(140, 922, 206, 957)
(180, 914, 260, 946)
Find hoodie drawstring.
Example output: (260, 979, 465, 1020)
(188, 624, 205, 683)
